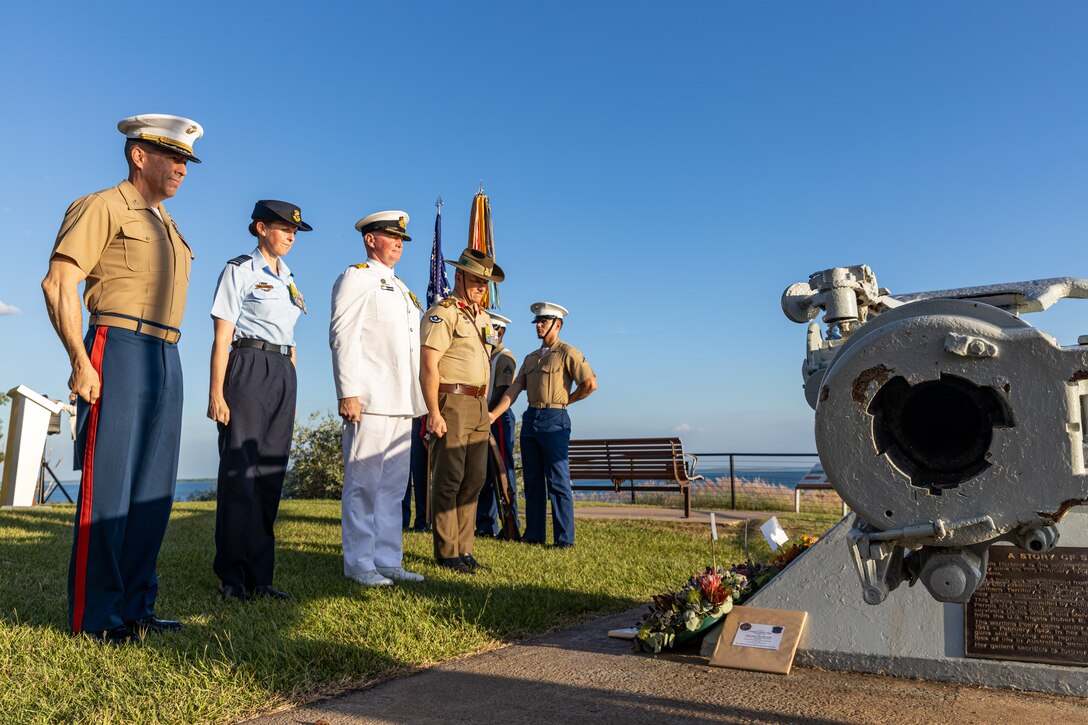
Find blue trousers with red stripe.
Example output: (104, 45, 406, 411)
(69, 326, 182, 633)
(475, 409, 518, 536)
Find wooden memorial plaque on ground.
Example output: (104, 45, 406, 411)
(708, 605, 808, 674)
(965, 545, 1088, 667)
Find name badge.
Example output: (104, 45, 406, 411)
(381, 285, 395, 292)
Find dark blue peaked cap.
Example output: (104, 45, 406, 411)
(248, 200, 313, 236)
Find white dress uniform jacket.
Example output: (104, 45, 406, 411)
(329, 259, 427, 416)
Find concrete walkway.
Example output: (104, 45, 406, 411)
(250, 607, 1088, 725)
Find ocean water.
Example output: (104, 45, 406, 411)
(45, 467, 814, 504)
(46, 479, 217, 504)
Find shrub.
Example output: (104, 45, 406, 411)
(284, 411, 344, 499)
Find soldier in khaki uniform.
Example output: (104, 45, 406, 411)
(41, 114, 203, 643)
(489, 302, 597, 547)
(419, 248, 504, 573)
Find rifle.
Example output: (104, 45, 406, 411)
(488, 434, 520, 541)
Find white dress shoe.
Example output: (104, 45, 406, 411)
(377, 566, 425, 582)
(349, 570, 394, 587)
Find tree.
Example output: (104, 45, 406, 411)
(283, 412, 344, 499)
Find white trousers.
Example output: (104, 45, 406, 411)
(342, 414, 412, 576)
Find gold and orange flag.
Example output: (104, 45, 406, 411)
(467, 184, 500, 309)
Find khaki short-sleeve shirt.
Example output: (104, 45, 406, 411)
(515, 340, 594, 406)
(491, 345, 517, 389)
(420, 295, 494, 386)
(50, 180, 193, 328)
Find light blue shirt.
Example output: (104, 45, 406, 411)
(210, 247, 302, 346)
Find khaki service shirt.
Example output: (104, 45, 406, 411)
(51, 180, 193, 329)
(515, 340, 594, 406)
(420, 295, 494, 386)
(490, 344, 517, 393)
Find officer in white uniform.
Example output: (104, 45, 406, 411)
(330, 210, 428, 586)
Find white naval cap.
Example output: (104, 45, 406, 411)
(530, 302, 569, 320)
(489, 312, 512, 329)
(355, 210, 412, 241)
(117, 114, 204, 163)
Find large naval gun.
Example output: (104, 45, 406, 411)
(782, 266, 1088, 605)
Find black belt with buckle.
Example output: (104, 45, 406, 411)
(233, 338, 293, 356)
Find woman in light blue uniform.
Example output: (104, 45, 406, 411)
(208, 200, 311, 600)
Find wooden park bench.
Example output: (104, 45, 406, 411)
(794, 463, 849, 516)
(568, 437, 703, 518)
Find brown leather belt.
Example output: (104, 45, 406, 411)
(89, 312, 181, 343)
(529, 402, 567, 409)
(438, 383, 487, 398)
(234, 338, 293, 356)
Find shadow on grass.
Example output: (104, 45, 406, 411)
(0, 501, 641, 717)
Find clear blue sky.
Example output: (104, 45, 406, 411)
(3, 2, 1088, 478)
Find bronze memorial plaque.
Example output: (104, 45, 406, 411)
(965, 545, 1088, 666)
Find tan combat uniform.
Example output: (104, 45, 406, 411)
(420, 295, 494, 560)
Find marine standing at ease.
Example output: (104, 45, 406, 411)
(41, 114, 203, 643)
(490, 303, 597, 548)
(476, 312, 518, 538)
(208, 200, 312, 601)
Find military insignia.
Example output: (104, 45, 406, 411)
(352, 262, 369, 269)
(292, 209, 301, 223)
(380, 278, 387, 284)
(429, 315, 442, 323)
(408, 290, 423, 311)
(289, 282, 307, 314)
(185, 125, 198, 134)
(398, 216, 407, 230)
(254, 282, 274, 291)
(381, 284, 395, 292)
(440, 298, 455, 308)
(228, 254, 251, 267)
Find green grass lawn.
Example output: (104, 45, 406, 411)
(0, 501, 837, 723)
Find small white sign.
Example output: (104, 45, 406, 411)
(732, 622, 786, 651)
(710, 512, 718, 541)
(760, 516, 789, 551)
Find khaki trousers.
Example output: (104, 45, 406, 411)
(429, 393, 489, 560)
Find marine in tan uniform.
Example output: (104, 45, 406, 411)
(419, 248, 504, 573)
(41, 114, 203, 643)
(489, 302, 597, 547)
(475, 313, 519, 537)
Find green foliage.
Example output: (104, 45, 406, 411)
(0, 502, 839, 723)
(283, 411, 344, 499)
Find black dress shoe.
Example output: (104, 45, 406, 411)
(436, 557, 474, 574)
(128, 616, 184, 633)
(554, 543, 575, 550)
(219, 584, 253, 601)
(460, 554, 489, 572)
(253, 585, 291, 600)
(76, 625, 138, 645)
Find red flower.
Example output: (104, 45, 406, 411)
(695, 568, 731, 606)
